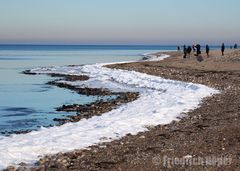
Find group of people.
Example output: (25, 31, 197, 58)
(180, 44, 203, 59)
(177, 43, 238, 59)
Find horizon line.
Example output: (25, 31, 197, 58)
(0, 44, 233, 46)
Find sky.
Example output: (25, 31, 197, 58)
(0, 0, 239, 45)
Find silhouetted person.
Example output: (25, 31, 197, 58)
(195, 44, 201, 56)
(206, 45, 210, 57)
(221, 43, 225, 56)
(186, 46, 192, 58)
(234, 44, 238, 49)
(177, 46, 180, 51)
(192, 45, 196, 52)
(183, 45, 187, 58)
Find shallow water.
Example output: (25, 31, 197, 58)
(0, 45, 177, 135)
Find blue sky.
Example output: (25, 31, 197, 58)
(0, 0, 239, 45)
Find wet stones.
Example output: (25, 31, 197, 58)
(54, 92, 139, 125)
(45, 74, 140, 125)
(47, 74, 89, 82)
(23, 70, 90, 81)
(4, 166, 16, 171)
(47, 81, 113, 96)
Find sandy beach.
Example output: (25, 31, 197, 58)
(4, 49, 237, 171)
(1, 0, 239, 170)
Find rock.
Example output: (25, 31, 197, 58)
(22, 70, 37, 75)
(30, 167, 45, 171)
(4, 166, 16, 171)
(18, 163, 27, 167)
(16, 166, 30, 171)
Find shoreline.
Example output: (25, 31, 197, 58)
(3, 49, 240, 170)
(3, 72, 139, 135)
(30, 49, 240, 171)
(2, 52, 165, 136)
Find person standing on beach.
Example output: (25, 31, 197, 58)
(192, 45, 196, 52)
(221, 43, 225, 56)
(195, 44, 201, 56)
(183, 45, 187, 58)
(206, 44, 210, 57)
(234, 44, 238, 49)
(177, 46, 180, 51)
(186, 46, 192, 58)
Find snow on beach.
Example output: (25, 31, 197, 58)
(0, 55, 218, 169)
(141, 51, 173, 61)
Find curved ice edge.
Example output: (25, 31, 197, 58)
(0, 54, 219, 170)
(141, 51, 173, 61)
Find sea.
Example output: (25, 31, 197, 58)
(0, 45, 178, 135)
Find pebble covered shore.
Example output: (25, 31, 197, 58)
(5, 50, 240, 171)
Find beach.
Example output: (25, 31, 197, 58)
(3, 49, 240, 171)
(39, 50, 240, 170)
(1, 0, 239, 170)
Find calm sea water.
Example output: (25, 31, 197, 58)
(0, 45, 177, 135)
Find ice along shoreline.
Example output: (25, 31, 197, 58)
(1, 53, 218, 170)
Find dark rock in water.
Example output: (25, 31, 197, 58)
(64, 75, 89, 81)
(2, 129, 34, 136)
(54, 92, 139, 125)
(22, 70, 37, 75)
(14, 130, 32, 134)
(47, 73, 89, 81)
(23, 69, 90, 81)
(67, 64, 84, 67)
(48, 81, 114, 96)
(142, 56, 149, 60)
